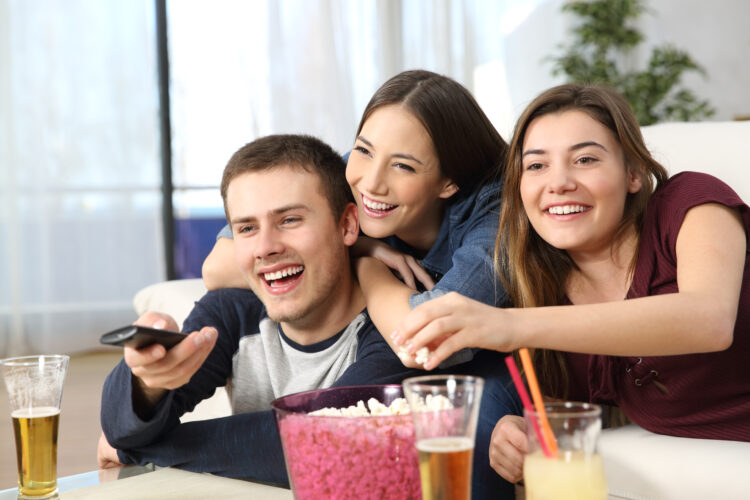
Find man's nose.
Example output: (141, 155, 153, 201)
(253, 226, 284, 259)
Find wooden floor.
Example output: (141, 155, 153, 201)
(0, 350, 123, 489)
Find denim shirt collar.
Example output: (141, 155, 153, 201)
(383, 181, 501, 278)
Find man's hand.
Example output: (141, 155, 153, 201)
(125, 312, 218, 409)
(97, 432, 122, 469)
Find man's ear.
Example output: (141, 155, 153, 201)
(438, 180, 459, 200)
(339, 202, 360, 246)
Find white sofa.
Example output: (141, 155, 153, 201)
(133, 121, 750, 499)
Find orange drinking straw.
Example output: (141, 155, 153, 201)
(504, 355, 552, 458)
(519, 348, 558, 457)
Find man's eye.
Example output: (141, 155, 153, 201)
(237, 225, 256, 234)
(282, 216, 301, 225)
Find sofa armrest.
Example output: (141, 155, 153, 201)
(600, 425, 750, 499)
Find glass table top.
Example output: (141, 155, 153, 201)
(0, 465, 154, 499)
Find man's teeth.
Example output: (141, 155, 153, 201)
(548, 205, 589, 215)
(264, 266, 303, 281)
(363, 197, 396, 211)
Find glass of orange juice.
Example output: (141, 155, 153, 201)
(523, 402, 607, 500)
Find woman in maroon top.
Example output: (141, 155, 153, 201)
(390, 84, 749, 483)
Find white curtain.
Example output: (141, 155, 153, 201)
(1, 0, 164, 356)
(1, 0, 547, 357)
(167, 0, 548, 219)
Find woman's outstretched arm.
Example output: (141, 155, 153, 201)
(394, 204, 745, 369)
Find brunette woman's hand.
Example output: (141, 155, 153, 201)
(391, 291, 518, 369)
(351, 236, 435, 291)
(489, 415, 528, 483)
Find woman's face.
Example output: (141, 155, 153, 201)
(519, 110, 642, 259)
(346, 104, 457, 250)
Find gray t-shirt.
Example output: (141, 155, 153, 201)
(228, 313, 364, 413)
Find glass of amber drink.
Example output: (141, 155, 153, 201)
(1, 355, 69, 499)
(402, 375, 484, 500)
(523, 402, 607, 500)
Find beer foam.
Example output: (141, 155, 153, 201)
(11, 407, 60, 419)
(416, 436, 473, 453)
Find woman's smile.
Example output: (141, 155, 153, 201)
(360, 193, 398, 218)
(346, 104, 457, 251)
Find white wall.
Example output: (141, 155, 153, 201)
(476, 0, 750, 139)
(642, 0, 750, 121)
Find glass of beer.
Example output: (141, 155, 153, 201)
(523, 402, 607, 500)
(1, 354, 69, 499)
(402, 375, 484, 500)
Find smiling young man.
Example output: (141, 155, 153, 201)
(99, 135, 420, 483)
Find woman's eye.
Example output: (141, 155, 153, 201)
(354, 145, 371, 156)
(576, 156, 598, 165)
(525, 162, 544, 172)
(394, 162, 416, 173)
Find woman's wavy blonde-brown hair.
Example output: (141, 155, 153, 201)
(495, 84, 669, 396)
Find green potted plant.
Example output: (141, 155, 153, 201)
(549, 0, 714, 125)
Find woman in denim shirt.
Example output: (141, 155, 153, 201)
(347, 70, 507, 365)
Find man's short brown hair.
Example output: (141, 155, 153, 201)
(220, 134, 352, 221)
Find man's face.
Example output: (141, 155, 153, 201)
(226, 166, 356, 327)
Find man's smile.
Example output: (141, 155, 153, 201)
(259, 264, 305, 294)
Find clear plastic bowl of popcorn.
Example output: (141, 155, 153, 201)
(271, 385, 421, 500)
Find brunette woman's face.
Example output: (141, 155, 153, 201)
(346, 104, 458, 250)
(519, 110, 642, 259)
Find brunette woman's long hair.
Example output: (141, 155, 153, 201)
(495, 84, 669, 396)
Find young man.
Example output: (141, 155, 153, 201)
(98, 135, 421, 484)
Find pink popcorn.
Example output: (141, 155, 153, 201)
(277, 413, 422, 500)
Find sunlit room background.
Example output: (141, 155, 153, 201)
(2, 0, 749, 358)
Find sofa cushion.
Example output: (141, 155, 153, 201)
(641, 121, 750, 201)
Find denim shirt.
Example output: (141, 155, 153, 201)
(382, 181, 508, 309)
